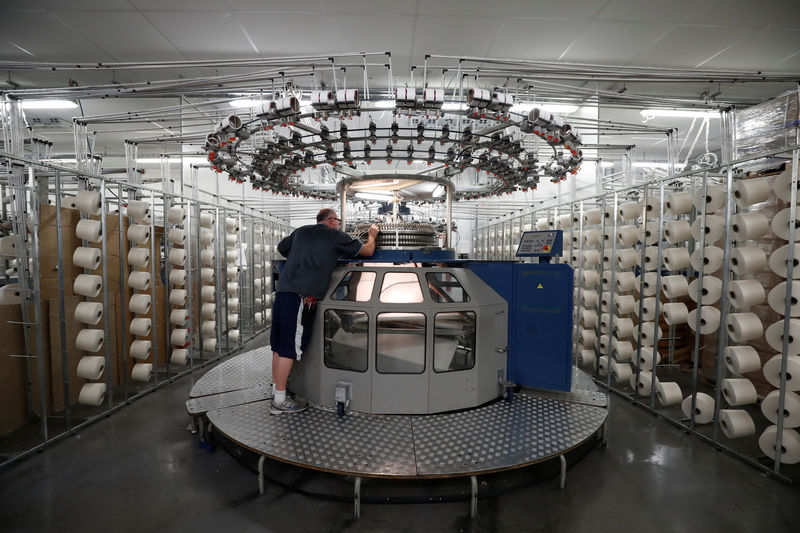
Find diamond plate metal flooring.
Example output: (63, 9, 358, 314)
(208, 403, 417, 476)
(195, 349, 608, 478)
(186, 385, 271, 415)
(189, 346, 272, 398)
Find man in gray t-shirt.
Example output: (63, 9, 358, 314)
(269, 208, 379, 414)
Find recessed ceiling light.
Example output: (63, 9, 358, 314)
(640, 108, 719, 119)
(354, 191, 393, 201)
(229, 98, 261, 108)
(19, 99, 78, 110)
(513, 102, 579, 115)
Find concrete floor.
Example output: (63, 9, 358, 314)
(1, 340, 799, 532)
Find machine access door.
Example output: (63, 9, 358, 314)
(509, 264, 573, 390)
(370, 310, 429, 414)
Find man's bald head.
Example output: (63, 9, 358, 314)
(317, 208, 337, 222)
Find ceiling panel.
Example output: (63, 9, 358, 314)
(129, 0, 226, 10)
(687, 0, 788, 28)
(326, 14, 414, 56)
(410, 16, 498, 59)
(508, 0, 606, 19)
(322, 0, 415, 15)
(417, 0, 514, 17)
(629, 25, 741, 69)
(0, 12, 112, 61)
(596, 0, 706, 23)
(238, 13, 332, 55)
(700, 29, 800, 71)
(52, 11, 185, 63)
(563, 20, 674, 64)
(488, 18, 583, 61)
(13, 0, 132, 9)
(767, 6, 800, 31)
(227, 0, 324, 11)
(145, 11, 258, 58)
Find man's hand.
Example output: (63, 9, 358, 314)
(358, 224, 381, 257)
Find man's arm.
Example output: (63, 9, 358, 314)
(277, 231, 295, 257)
(357, 225, 380, 257)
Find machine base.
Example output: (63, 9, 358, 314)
(188, 347, 608, 479)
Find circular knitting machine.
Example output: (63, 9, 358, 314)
(186, 172, 607, 510)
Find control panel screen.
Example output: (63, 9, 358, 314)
(516, 230, 563, 257)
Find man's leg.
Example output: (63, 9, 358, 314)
(273, 353, 294, 393)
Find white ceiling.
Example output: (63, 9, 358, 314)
(2, 0, 799, 85)
(2, 0, 799, 183)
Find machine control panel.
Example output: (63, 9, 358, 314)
(515, 230, 563, 257)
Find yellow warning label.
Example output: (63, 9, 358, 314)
(537, 283, 543, 289)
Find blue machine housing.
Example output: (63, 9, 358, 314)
(466, 261, 574, 392)
(276, 246, 574, 393)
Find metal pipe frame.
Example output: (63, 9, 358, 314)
(494, 139, 800, 480)
(148, 190, 159, 384)
(53, 170, 71, 428)
(0, 149, 282, 469)
(632, 185, 648, 402)
(184, 198, 195, 367)
(118, 183, 130, 398)
(475, 142, 800, 233)
(711, 110, 735, 443)
(100, 182, 114, 404)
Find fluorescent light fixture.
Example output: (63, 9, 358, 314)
(640, 108, 719, 119)
(351, 179, 399, 190)
(373, 100, 396, 109)
(136, 157, 208, 164)
(600, 161, 615, 168)
(354, 191, 393, 201)
(19, 99, 78, 110)
(442, 102, 466, 111)
(633, 162, 687, 169)
(229, 98, 262, 108)
(513, 101, 579, 115)
(432, 184, 445, 197)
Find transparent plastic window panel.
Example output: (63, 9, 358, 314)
(376, 312, 426, 374)
(434, 311, 476, 373)
(330, 271, 376, 302)
(379, 272, 423, 303)
(324, 309, 369, 372)
(426, 272, 471, 303)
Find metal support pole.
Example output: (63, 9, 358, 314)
(54, 170, 72, 428)
(574, 202, 584, 368)
(27, 166, 48, 440)
(148, 191, 159, 383)
(649, 183, 666, 410)
(446, 184, 453, 249)
(470, 475, 478, 518)
(354, 476, 362, 519)
(559, 454, 567, 490)
(775, 144, 799, 472)
(606, 193, 619, 391)
(185, 199, 195, 363)
(712, 136, 735, 443)
(215, 207, 223, 357)
(100, 182, 114, 407)
(118, 184, 129, 399)
(633, 186, 648, 400)
(258, 455, 265, 496)
(688, 172, 709, 430)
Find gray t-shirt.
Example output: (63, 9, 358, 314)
(276, 223, 363, 299)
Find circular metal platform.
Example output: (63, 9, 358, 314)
(188, 347, 608, 479)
